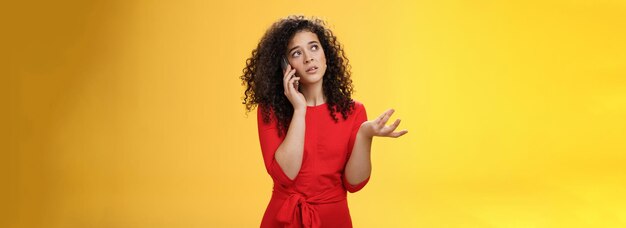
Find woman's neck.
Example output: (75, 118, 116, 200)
(300, 82, 326, 106)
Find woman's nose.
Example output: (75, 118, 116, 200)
(304, 55, 314, 63)
(303, 52, 314, 63)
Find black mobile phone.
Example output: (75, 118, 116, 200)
(281, 57, 289, 72)
(281, 57, 300, 91)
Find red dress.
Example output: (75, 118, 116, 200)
(258, 101, 370, 228)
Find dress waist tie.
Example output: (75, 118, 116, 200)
(273, 187, 346, 228)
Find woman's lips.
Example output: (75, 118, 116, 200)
(306, 66, 318, 73)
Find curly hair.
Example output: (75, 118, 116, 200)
(241, 15, 356, 137)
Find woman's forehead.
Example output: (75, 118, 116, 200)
(287, 31, 320, 49)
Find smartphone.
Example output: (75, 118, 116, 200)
(281, 57, 289, 72)
(281, 57, 300, 91)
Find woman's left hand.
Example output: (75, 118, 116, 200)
(360, 109, 408, 138)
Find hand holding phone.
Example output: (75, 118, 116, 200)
(281, 57, 305, 109)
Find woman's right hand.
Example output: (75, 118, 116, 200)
(283, 64, 306, 111)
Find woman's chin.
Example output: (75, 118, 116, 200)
(301, 74, 323, 84)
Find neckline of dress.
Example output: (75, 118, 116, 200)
(306, 102, 327, 109)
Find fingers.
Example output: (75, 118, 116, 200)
(377, 109, 395, 127)
(387, 119, 407, 138)
(287, 75, 300, 93)
(389, 118, 401, 130)
(282, 63, 291, 75)
(381, 117, 409, 138)
(283, 68, 294, 85)
(389, 129, 409, 138)
(380, 118, 401, 135)
(372, 108, 408, 138)
(283, 68, 296, 94)
(375, 110, 387, 124)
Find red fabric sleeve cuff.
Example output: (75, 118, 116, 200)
(269, 160, 295, 186)
(343, 175, 370, 193)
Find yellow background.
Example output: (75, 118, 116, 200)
(3, 0, 626, 227)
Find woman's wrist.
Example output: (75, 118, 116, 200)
(358, 123, 374, 138)
(293, 108, 307, 116)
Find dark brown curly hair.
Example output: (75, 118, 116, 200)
(241, 15, 356, 137)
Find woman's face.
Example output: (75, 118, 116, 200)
(285, 30, 327, 86)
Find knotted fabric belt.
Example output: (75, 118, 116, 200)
(273, 186, 346, 228)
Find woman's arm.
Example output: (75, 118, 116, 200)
(274, 63, 307, 180)
(344, 109, 408, 185)
(274, 109, 306, 180)
(344, 129, 373, 185)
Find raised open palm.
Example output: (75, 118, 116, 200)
(360, 109, 408, 138)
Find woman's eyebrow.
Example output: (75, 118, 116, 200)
(288, 41, 320, 54)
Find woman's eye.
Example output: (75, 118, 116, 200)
(311, 45, 318, 51)
(292, 51, 301, 57)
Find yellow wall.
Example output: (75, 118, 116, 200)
(3, 0, 626, 227)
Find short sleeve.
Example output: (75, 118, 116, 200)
(343, 101, 370, 193)
(257, 106, 295, 187)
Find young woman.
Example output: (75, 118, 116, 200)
(241, 15, 408, 228)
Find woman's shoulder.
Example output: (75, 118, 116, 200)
(346, 99, 367, 122)
(257, 104, 277, 124)
(351, 99, 366, 111)
(347, 99, 367, 119)
(257, 103, 275, 113)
